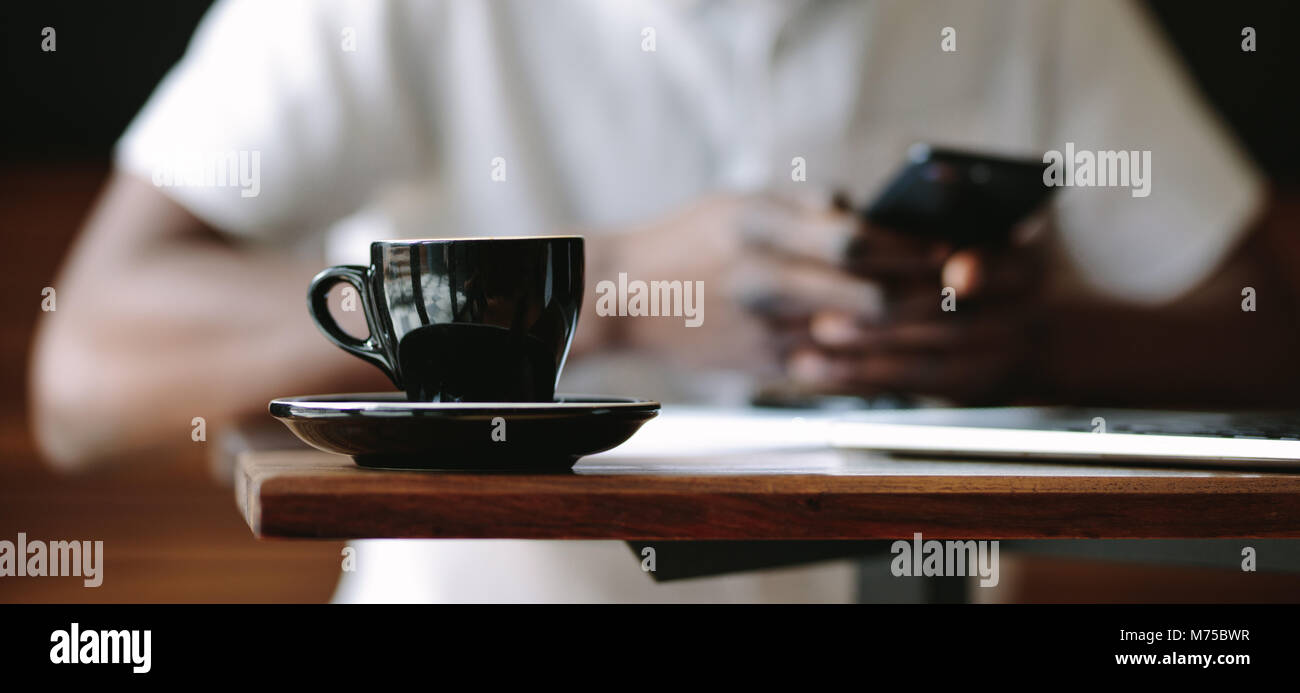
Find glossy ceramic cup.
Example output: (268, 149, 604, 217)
(307, 236, 584, 402)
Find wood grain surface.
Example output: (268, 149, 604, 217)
(239, 449, 1300, 540)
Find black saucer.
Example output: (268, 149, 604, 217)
(269, 393, 659, 471)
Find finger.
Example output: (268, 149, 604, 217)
(739, 194, 946, 278)
(767, 325, 815, 362)
(941, 246, 1044, 301)
(787, 347, 1009, 399)
(877, 281, 965, 322)
(841, 226, 950, 278)
(787, 347, 829, 385)
(937, 210, 1052, 300)
(730, 257, 887, 321)
(808, 311, 870, 347)
(809, 311, 1011, 352)
(810, 313, 962, 350)
(736, 195, 859, 266)
(941, 249, 982, 298)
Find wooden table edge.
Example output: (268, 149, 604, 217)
(237, 452, 1300, 540)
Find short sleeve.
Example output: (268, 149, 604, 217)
(114, 0, 431, 242)
(1046, 0, 1265, 303)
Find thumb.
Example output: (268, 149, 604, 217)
(941, 248, 984, 299)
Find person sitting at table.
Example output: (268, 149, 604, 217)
(30, 0, 1295, 602)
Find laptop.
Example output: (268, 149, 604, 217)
(828, 407, 1300, 469)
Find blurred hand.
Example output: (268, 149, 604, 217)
(787, 214, 1052, 403)
(586, 191, 898, 373)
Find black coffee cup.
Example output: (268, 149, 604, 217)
(308, 236, 584, 402)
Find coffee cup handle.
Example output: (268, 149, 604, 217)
(307, 265, 400, 387)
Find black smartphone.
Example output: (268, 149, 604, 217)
(862, 144, 1055, 246)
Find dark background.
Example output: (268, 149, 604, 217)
(1, 0, 1297, 603)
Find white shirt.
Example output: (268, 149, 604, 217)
(119, 0, 1262, 302)
(116, 0, 1264, 602)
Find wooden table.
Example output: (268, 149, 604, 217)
(237, 435, 1300, 540)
